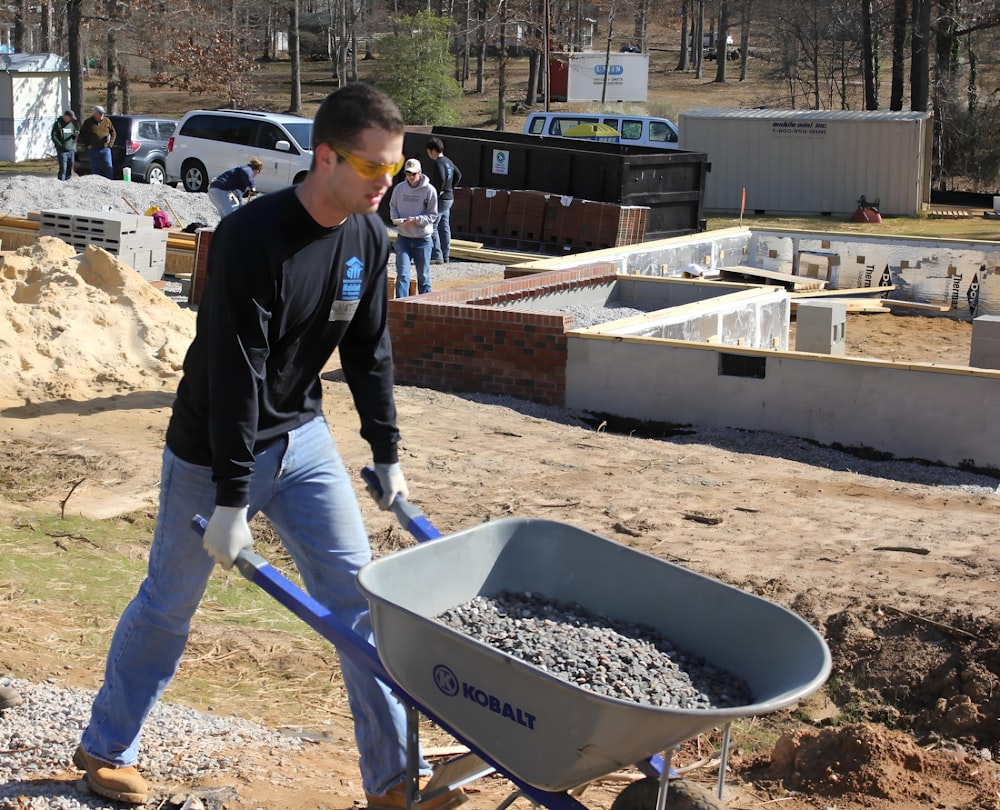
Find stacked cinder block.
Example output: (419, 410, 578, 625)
(39, 208, 168, 283)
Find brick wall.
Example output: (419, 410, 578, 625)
(388, 264, 618, 405)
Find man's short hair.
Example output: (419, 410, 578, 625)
(312, 84, 404, 151)
(248, 157, 263, 171)
(426, 136, 444, 153)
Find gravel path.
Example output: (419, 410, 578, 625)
(0, 677, 301, 809)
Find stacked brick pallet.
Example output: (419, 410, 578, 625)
(39, 209, 168, 282)
(452, 188, 649, 254)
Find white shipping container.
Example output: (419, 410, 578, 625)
(0, 53, 71, 162)
(678, 108, 932, 216)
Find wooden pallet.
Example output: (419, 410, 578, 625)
(929, 209, 971, 219)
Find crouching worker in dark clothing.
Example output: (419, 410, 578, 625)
(208, 157, 264, 219)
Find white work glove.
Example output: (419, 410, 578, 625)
(371, 462, 409, 510)
(203, 505, 253, 569)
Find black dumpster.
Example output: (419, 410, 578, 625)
(398, 126, 709, 241)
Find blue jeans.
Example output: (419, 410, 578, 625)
(57, 151, 74, 181)
(395, 235, 432, 297)
(431, 199, 454, 262)
(89, 147, 113, 179)
(80, 416, 428, 795)
(208, 186, 241, 219)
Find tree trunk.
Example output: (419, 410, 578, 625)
(14, 0, 28, 52)
(42, 0, 54, 51)
(910, 0, 930, 110)
(738, 0, 751, 81)
(496, 0, 507, 130)
(633, 0, 648, 52)
(677, 0, 689, 70)
(289, 0, 302, 113)
(694, 0, 704, 78)
(714, 0, 729, 83)
(862, 0, 877, 108)
(121, 63, 130, 114)
(526, 48, 539, 105)
(602, 0, 615, 104)
(890, 0, 906, 109)
(68, 0, 84, 117)
(106, 25, 120, 114)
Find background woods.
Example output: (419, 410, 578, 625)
(2, 0, 998, 189)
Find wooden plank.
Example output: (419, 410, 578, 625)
(881, 299, 951, 312)
(792, 285, 897, 299)
(720, 265, 827, 291)
(791, 298, 887, 314)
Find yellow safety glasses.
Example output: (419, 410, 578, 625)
(330, 146, 406, 180)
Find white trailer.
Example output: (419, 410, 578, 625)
(0, 53, 71, 162)
(678, 108, 932, 216)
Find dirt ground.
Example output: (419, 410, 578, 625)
(1, 302, 998, 810)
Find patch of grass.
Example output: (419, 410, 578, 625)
(0, 511, 330, 650)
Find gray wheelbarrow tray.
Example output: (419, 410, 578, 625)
(356, 515, 831, 793)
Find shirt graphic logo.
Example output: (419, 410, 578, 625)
(330, 256, 364, 322)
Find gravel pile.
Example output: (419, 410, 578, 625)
(0, 174, 220, 227)
(437, 592, 753, 710)
(0, 677, 301, 809)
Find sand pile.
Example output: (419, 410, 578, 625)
(0, 236, 196, 403)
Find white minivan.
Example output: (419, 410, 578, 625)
(523, 112, 680, 149)
(166, 109, 314, 193)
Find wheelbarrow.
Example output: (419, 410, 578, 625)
(194, 469, 830, 810)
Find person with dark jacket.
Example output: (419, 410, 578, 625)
(425, 136, 462, 264)
(50, 110, 79, 181)
(208, 157, 263, 219)
(71, 83, 465, 810)
(78, 106, 116, 179)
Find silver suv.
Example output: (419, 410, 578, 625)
(166, 109, 314, 193)
(76, 115, 178, 183)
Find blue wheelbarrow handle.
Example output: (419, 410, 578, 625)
(190, 513, 388, 681)
(360, 466, 442, 543)
(189, 512, 597, 810)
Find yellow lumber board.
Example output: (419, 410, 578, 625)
(881, 299, 951, 312)
(792, 285, 897, 298)
(791, 299, 887, 314)
(720, 265, 827, 290)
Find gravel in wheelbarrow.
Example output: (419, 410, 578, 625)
(357, 517, 831, 793)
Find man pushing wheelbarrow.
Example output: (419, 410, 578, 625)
(70, 82, 464, 810)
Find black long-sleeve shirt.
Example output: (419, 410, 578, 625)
(166, 186, 399, 507)
(430, 154, 462, 202)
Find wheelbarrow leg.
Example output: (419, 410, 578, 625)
(405, 703, 421, 810)
(716, 723, 732, 801)
(655, 749, 674, 810)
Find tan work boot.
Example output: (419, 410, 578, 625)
(73, 745, 150, 805)
(0, 685, 22, 711)
(365, 776, 467, 810)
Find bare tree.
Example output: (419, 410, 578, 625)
(861, 0, 877, 108)
(910, 0, 931, 110)
(289, 0, 302, 112)
(676, 0, 690, 69)
(714, 0, 731, 82)
(68, 0, 85, 117)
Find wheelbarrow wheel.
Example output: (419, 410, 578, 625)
(609, 776, 726, 810)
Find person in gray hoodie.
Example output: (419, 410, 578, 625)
(389, 158, 437, 297)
